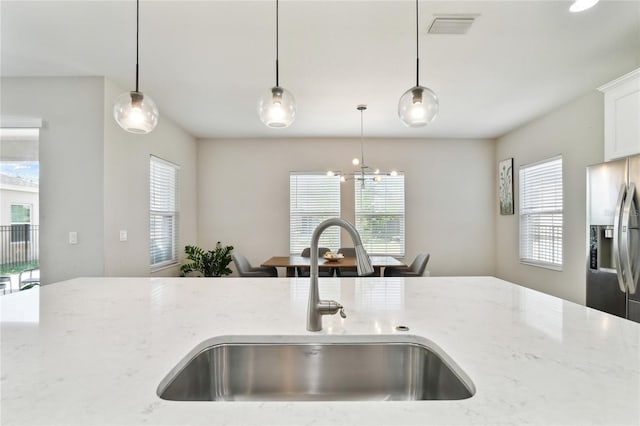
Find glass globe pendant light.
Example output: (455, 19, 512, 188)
(113, 0, 159, 134)
(258, 0, 296, 128)
(398, 0, 438, 128)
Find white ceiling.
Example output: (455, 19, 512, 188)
(1, 0, 639, 139)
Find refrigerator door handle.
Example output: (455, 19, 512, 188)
(613, 184, 628, 293)
(621, 183, 639, 294)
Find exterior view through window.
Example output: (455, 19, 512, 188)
(355, 174, 405, 256)
(0, 127, 40, 292)
(519, 156, 563, 270)
(289, 173, 406, 256)
(289, 173, 340, 254)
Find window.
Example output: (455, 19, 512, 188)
(150, 156, 179, 269)
(519, 156, 563, 270)
(11, 204, 31, 224)
(10, 204, 32, 243)
(355, 175, 405, 256)
(290, 174, 340, 254)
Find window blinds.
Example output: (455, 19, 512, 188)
(150, 156, 179, 268)
(355, 175, 405, 256)
(289, 174, 341, 254)
(519, 156, 563, 270)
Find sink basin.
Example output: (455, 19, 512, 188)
(157, 335, 475, 402)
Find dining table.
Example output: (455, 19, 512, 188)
(260, 255, 406, 277)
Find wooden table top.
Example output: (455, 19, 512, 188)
(261, 255, 405, 268)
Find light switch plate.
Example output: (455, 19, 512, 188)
(69, 231, 78, 244)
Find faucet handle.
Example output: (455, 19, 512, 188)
(339, 306, 347, 319)
(317, 300, 347, 319)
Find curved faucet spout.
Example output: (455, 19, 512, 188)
(307, 218, 373, 331)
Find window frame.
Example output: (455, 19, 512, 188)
(354, 174, 405, 256)
(518, 155, 563, 271)
(149, 155, 180, 271)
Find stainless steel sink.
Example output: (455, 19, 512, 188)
(157, 335, 475, 402)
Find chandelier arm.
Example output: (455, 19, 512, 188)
(338, 104, 395, 184)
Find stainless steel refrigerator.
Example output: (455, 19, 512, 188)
(587, 156, 640, 323)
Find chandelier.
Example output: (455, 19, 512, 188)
(327, 105, 398, 186)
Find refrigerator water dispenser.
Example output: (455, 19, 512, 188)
(589, 225, 616, 271)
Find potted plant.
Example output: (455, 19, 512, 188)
(180, 242, 234, 277)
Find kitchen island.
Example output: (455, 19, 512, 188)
(2, 276, 639, 425)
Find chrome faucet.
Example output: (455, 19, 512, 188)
(307, 218, 374, 331)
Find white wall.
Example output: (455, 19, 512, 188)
(0, 78, 611, 297)
(495, 91, 604, 304)
(102, 80, 198, 277)
(1, 77, 106, 284)
(1, 77, 198, 283)
(197, 137, 496, 277)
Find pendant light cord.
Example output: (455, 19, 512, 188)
(275, 0, 280, 87)
(135, 0, 140, 92)
(415, 0, 419, 87)
(360, 107, 365, 169)
(360, 107, 365, 185)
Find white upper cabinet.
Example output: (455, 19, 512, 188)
(599, 68, 640, 161)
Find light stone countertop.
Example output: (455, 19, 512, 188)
(1, 276, 639, 425)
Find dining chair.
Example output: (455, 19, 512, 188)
(335, 247, 359, 277)
(383, 253, 430, 277)
(19, 269, 40, 290)
(297, 247, 334, 277)
(232, 253, 278, 277)
(0, 276, 11, 295)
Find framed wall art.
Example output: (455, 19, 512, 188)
(499, 158, 514, 215)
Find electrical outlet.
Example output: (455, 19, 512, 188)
(119, 230, 128, 242)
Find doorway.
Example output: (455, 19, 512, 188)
(0, 127, 40, 293)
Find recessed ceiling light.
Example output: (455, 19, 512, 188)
(569, 0, 600, 13)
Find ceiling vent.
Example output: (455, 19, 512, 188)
(427, 15, 478, 35)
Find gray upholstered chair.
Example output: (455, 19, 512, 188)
(297, 247, 334, 277)
(383, 253, 430, 277)
(19, 269, 40, 290)
(232, 253, 278, 277)
(335, 247, 359, 277)
(0, 276, 10, 294)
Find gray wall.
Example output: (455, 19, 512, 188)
(103, 79, 198, 277)
(197, 137, 496, 277)
(0, 76, 610, 305)
(495, 91, 605, 304)
(1, 77, 106, 284)
(1, 77, 198, 283)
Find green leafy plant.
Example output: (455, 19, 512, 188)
(180, 242, 234, 277)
